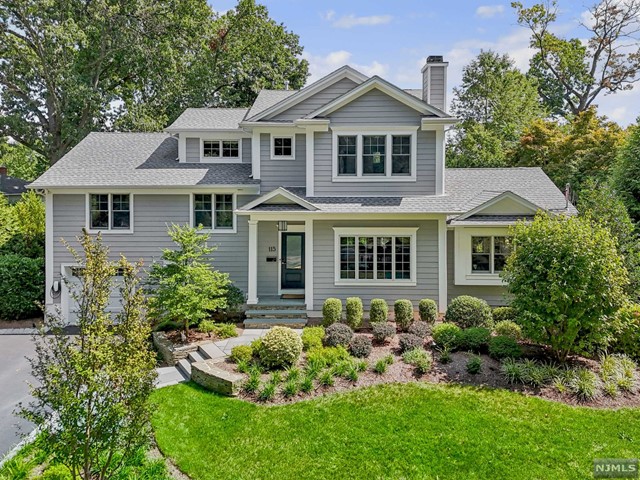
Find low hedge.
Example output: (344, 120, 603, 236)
(0, 254, 44, 319)
(456, 327, 491, 352)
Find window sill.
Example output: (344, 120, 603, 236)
(332, 176, 417, 183)
(199, 157, 242, 164)
(270, 155, 295, 161)
(334, 280, 417, 287)
(455, 273, 505, 286)
(86, 228, 134, 235)
(195, 228, 237, 235)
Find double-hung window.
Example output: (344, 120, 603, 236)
(192, 193, 235, 232)
(88, 194, 132, 232)
(271, 135, 294, 159)
(335, 228, 417, 285)
(471, 236, 511, 274)
(202, 140, 240, 161)
(337, 136, 357, 175)
(362, 135, 386, 175)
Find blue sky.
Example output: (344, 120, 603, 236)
(211, 1, 639, 126)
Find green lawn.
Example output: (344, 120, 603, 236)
(152, 382, 640, 480)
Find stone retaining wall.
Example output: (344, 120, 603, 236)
(152, 331, 198, 365)
(191, 359, 243, 396)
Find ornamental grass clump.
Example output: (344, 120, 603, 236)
(419, 298, 438, 324)
(394, 299, 414, 331)
(445, 295, 493, 329)
(369, 299, 389, 324)
(345, 297, 364, 329)
(259, 326, 303, 369)
(324, 323, 353, 347)
(322, 298, 342, 326)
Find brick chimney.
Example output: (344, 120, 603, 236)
(421, 56, 448, 112)
(0, 165, 6, 176)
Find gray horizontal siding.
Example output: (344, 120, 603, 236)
(313, 220, 439, 310)
(270, 78, 358, 121)
(429, 66, 446, 111)
(313, 129, 436, 196)
(257, 221, 278, 297)
(446, 230, 509, 307)
(328, 89, 424, 125)
(260, 133, 306, 193)
(242, 138, 251, 163)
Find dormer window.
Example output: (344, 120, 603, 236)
(271, 135, 295, 159)
(201, 139, 241, 163)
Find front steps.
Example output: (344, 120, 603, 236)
(244, 298, 308, 328)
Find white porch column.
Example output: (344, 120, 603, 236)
(438, 217, 448, 313)
(305, 219, 314, 311)
(247, 219, 259, 304)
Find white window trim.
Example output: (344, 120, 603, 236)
(200, 138, 242, 164)
(85, 193, 134, 234)
(331, 127, 417, 182)
(270, 134, 296, 160)
(454, 227, 509, 286)
(333, 227, 418, 286)
(190, 193, 237, 234)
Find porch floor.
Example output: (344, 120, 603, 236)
(256, 295, 306, 307)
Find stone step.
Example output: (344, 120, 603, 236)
(155, 366, 189, 389)
(244, 318, 308, 328)
(188, 350, 205, 363)
(245, 309, 307, 318)
(198, 342, 227, 360)
(177, 358, 192, 378)
(249, 303, 306, 311)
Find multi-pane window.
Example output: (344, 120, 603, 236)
(338, 234, 413, 282)
(362, 135, 386, 175)
(273, 136, 293, 157)
(337, 136, 357, 175)
(203, 140, 239, 158)
(471, 236, 511, 273)
(89, 194, 131, 231)
(392, 135, 411, 175)
(193, 194, 234, 231)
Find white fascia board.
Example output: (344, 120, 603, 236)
(421, 117, 460, 129)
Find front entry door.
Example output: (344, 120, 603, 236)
(281, 232, 305, 289)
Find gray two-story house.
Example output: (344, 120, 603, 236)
(30, 56, 574, 324)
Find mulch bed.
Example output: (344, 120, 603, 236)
(0, 317, 43, 329)
(163, 324, 245, 346)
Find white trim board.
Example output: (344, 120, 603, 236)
(453, 227, 510, 286)
(240, 187, 317, 211)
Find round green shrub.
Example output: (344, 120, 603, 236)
(230, 345, 253, 363)
(408, 321, 430, 339)
(258, 326, 303, 368)
(432, 323, 461, 349)
(0, 254, 44, 320)
(369, 298, 388, 323)
(399, 333, 423, 352)
(456, 327, 491, 352)
(445, 295, 493, 328)
(349, 334, 372, 358)
(488, 335, 522, 360)
(301, 326, 325, 351)
(394, 299, 414, 331)
(419, 298, 438, 324)
(371, 322, 396, 343)
(345, 297, 364, 329)
(324, 322, 353, 347)
(466, 356, 482, 374)
(322, 298, 342, 326)
(492, 306, 518, 323)
(494, 320, 522, 340)
(611, 304, 640, 361)
(41, 465, 72, 480)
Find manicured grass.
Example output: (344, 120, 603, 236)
(152, 382, 640, 480)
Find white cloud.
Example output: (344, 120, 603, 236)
(302, 50, 388, 83)
(331, 14, 393, 28)
(321, 10, 336, 22)
(476, 5, 505, 18)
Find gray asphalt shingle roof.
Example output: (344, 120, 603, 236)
(29, 133, 258, 188)
(165, 108, 248, 131)
(0, 174, 28, 196)
(245, 90, 298, 120)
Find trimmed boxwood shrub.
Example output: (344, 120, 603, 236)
(494, 320, 522, 340)
(432, 323, 461, 349)
(493, 306, 518, 323)
(322, 298, 342, 326)
(456, 327, 491, 352)
(371, 322, 396, 343)
(399, 333, 423, 352)
(345, 297, 364, 329)
(349, 334, 372, 358)
(369, 298, 388, 324)
(445, 295, 493, 329)
(324, 322, 353, 347)
(301, 326, 325, 351)
(230, 345, 253, 363)
(394, 299, 414, 331)
(258, 326, 303, 368)
(488, 335, 523, 360)
(0, 254, 44, 319)
(419, 298, 438, 324)
(408, 321, 430, 339)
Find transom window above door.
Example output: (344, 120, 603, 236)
(201, 139, 241, 162)
(332, 130, 417, 181)
(87, 193, 132, 233)
(192, 193, 235, 232)
(271, 135, 295, 159)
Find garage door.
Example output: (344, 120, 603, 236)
(63, 267, 125, 325)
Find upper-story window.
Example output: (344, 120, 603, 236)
(201, 139, 240, 162)
(87, 193, 132, 233)
(271, 135, 295, 159)
(332, 129, 417, 182)
(192, 193, 235, 232)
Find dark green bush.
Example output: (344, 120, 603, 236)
(398, 333, 423, 353)
(322, 298, 342, 326)
(432, 323, 461, 349)
(258, 326, 303, 368)
(488, 335, 522, 359)
(466, 356, 482, 374)
(371, 322, 396, 343)
(492, 306, 518, 323)
(394, 299, 414, 331)
(324, 323, 353, 347)
(419, 298, 438, 324)
(223, 283, 246, 314)
(0, 254, 44, 319)
(345, 297, 364, 329)
(445, 295, 493, 329)
(456, 327, 491, 352)
(349, 334, 372, 358)
(369, 298, 388, 323)
(408, 320, 430, 339)
(230, 345, 253, 363)
(301, 326, 325, 351)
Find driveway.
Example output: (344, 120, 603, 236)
(0, 335, 36, 457)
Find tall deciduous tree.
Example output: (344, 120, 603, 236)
(611, 119, 640, 223)
(513, 0, 640, 118)
(447, 50, 544, 168)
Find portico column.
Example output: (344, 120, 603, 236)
(304, 219, 314, 311)
(247, 219, 259, 305)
